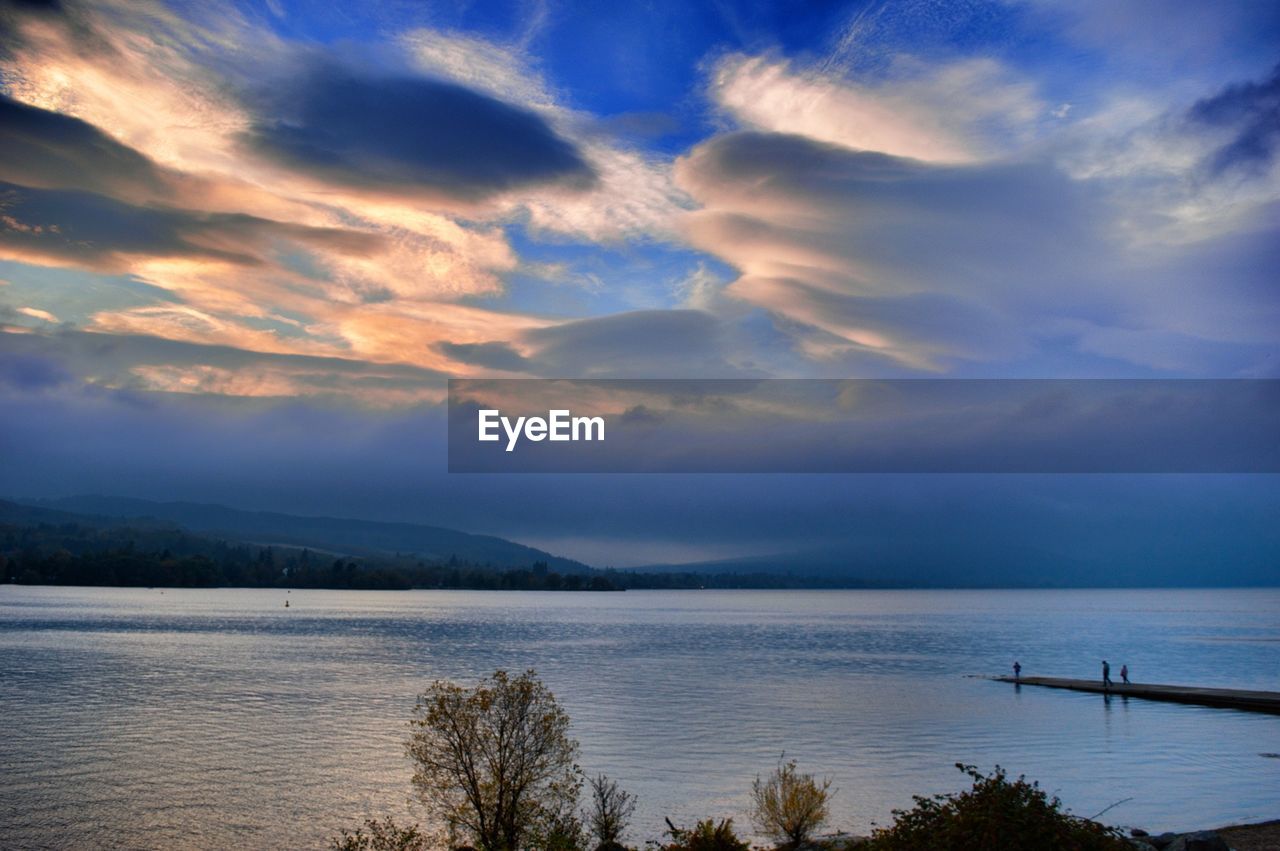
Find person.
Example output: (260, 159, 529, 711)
(1013, 661, 1022, 681)
(1120, 664, 1129, 685)
(1102, 660, 1112, 690)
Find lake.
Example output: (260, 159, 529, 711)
(1, 586, 1277, 849)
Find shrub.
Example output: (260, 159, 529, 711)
(864, 764, 1131, 851)
(329, 816, 429, 851)
(750, 758, 832, 847)
(661, 818, 751, 851)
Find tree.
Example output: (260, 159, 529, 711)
(587, 774, 636, 847)
(750, 758, 832, 847)
(407, 669, 582, 851)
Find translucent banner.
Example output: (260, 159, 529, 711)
(447, 379, 1280, 473)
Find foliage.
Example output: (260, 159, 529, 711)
(532, 807, 588, 851)
(407, 669, 582, 851)
(864, 764, 1131, 851)
(329, 817, 430, 851)
(750, 757, 832, 847)
(588, 774, 637, 846)
(659, 818, 750, 851)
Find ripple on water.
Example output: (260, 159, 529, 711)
(1, 586, 1278, 849)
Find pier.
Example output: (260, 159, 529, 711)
(991, 676, 1280, 715)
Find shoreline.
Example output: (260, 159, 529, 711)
(1212, 819, 1280, 851)
(822, 820, 1280, 849)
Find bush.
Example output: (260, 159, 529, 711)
(329, 817, 429, 851)
(750, 758, 832, 847)
(660, 818, 751, 851)
(864, 764, 1131, 851)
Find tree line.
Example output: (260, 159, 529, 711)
(0, 522, 622, 590)
(0, 520, 859, 591)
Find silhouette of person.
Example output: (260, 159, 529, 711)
(1013, 661, 1022, 681)
(1120, 664, 1129, 685)
(1102, 660, 1112, 691)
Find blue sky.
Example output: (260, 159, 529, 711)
(1, 0, 1278, 575)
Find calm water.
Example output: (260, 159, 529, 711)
(1, 586, 1278, 850)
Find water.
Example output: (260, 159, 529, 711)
(1, 586, 1277, 850)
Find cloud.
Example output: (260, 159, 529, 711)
(436, 341, 531, 373)
(0, 0, 696, 389)
(402, 27, 688, 240)
(1015, 0, 1280, 71)
(709, 53, 1043, 163)
(675, 128, 1279, 373)
(730, 277, 1026, 368)
(324, 300, 553, 374)
(0, 93, 174, 201)
(520, 309, 755, 377)
(0, 180, 382, 273)
(1049, 64, 1280, 241)
(0, 350, 71, 390)
(0, 6, 564, 378)
(1188, 64, 1280, 176)
(240, 61, 597, 203)
(1, 0, 1276, 397)
(0, 323, 447, 403)
(674, 131, 1095, 368)
(16, 306, 57, 322)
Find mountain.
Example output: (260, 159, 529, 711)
(0, 499, 128, 528)
(15, 496, 592, 574)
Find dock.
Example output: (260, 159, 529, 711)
(990, 676, 1280, 715)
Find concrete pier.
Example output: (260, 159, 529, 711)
(991, 676, 1280, 715)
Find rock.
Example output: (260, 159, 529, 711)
(1150, 833, 1179, 849)
(1128, 843, 1157, 851)
(1166, 832, 1230, 851)
(594, 843, 627, 851)
(1131, 828, 1150, 837)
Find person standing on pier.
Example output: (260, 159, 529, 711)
(1121, 664, 1129, 685)
(1102, 660, 1112, 691)
(1013, 661, 1021, 681)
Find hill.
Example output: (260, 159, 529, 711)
(17, 495, 592, 574)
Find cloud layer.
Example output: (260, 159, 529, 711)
(0, 0, 1277, 407)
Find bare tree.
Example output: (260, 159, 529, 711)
(587, 774, 636, 846)
(750, 758, 832, 848)
(407, 669, 582, 851)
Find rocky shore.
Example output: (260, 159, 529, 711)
(1200, 820, 1280, 851)
(790, 820, 1280, 851)
(1116, 820, 1278, 851)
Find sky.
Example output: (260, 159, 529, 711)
(1, 0, 1278, 579)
